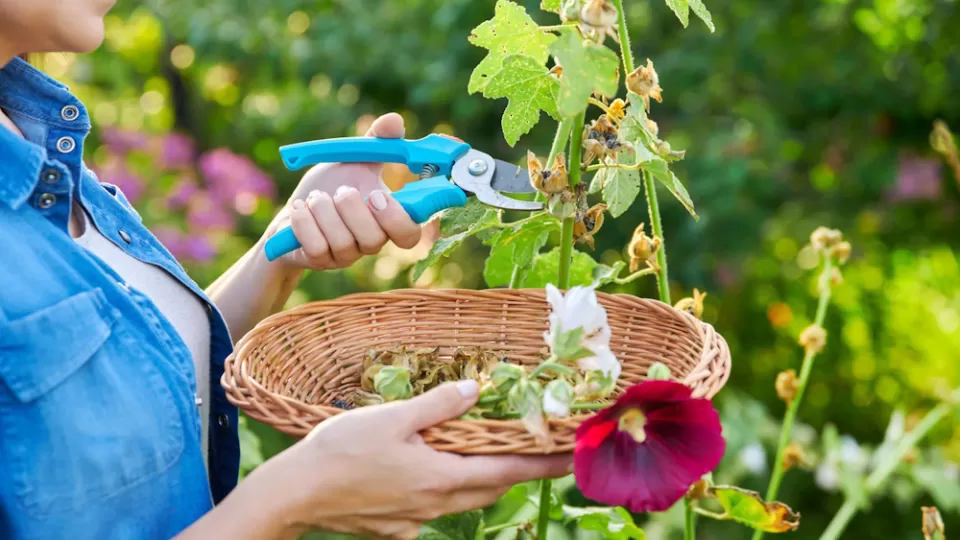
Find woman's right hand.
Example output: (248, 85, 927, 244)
(195, 379, 572, 540)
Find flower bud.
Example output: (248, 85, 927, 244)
(921, 507, 944, 540)
(798, 325, 827, 353)
(782, 441, 809, 472)
(575, 369, 617, 401)
(674, 289, 707, 319)
(810, 226, 843, 252)
(646, 362, 672, 380)
(626, 59, 663, 112)
(627, 223, 660, 272)
(543, 379, 575, 418)
(373, 366, 413, 401)
(831, 241, 852, 265)
(775, 369, 800, 404)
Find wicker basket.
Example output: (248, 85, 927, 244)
(221, 288, 731, 454)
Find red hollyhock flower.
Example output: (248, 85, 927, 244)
(574, 380, 725, 513)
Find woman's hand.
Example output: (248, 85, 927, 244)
(192, 380, 571, 540)
(266, 112, 422, 270)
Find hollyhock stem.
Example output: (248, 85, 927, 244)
(684, 499, 697, 540)
(570, 402, 609, 410)
(752, 258, 835, 540)
(818, 397, 955, 540)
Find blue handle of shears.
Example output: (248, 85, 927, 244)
(278, 134, 470, 176)
(263, 133, 472, 262)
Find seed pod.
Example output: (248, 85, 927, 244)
(626, 58, 663, 112)
(361, 363, 384, 392)
(627, 223, 660, 272)
(798, 325, 827, 353)
(528, 151, 569, 195)
(782, 441, 809, 472)
(831, 241, 852, 264)
(674, 289, 707, 319)
(810, 226, 843, 252)
(351, 389, 385, 407)
(775, 369, 800, 404)
(574, 203, 607, 250)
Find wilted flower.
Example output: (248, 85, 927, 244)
(775, 369, 800, 404)
(603, 98, 628, 125)
(782, 441, 810, 472)
(508, 379, 551, 447)
(543, 379, 575, 418)
(626, 59, 663, 112)
(921, 506, 945, 540)
(574, 380, 725, 512)
(798, 325, 827, 353)
(574, 203, 607, 250)
(527, 151, 569, 195)
(544, 284, 620, 380)
(582, 116, 624, 166)
(627, 223, 660, 272)
(674, 289, 707, 319)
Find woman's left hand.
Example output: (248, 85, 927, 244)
(266, 112, 422, 270)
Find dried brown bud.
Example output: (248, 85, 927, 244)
(782, 441, 809, 472)
(674, 289, 707, 319)
(798, 325, 827, 353)
(645, 117, 659, 137)
(626, 58, 663, 112)
(578, 0, 618, 43)
(829, 267, 844, 286)
(361, 363, 384, 392)
(775, 369, 800, 404)
(831, 241, 852, 264)
(528, 151, 569, 195)
(627, 223, 661, 272)
(686, 478, 710, 501)
(810, 226, 843, 252)
(574, 203, 607, 250)
(921, 506, 945, 540)
(581, 115, 624, 166)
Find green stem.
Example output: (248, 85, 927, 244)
(684, 499, 697, 540)
(536, 479, 552, 540)
(557, 111, 585, 291)
(692, 507, 728, 521)
(613, 0, 635, 74)
(509, 266, 526, 288)
(484, 521, 527, 535)
(529, 360, 574, 379)
(643, 171, 671, 304)
(570, 402, 609, 410)
(586, 163, 643, 172)
(614, 267, 657, 285)
(753, 258, 835, 540)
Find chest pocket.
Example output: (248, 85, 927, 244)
(0, 288, 184, 517)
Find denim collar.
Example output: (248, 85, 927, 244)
(0, 57, 91, 209)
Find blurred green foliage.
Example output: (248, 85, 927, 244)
(49, 0, 960, 537)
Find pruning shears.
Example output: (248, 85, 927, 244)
(264, 134, 543, 261)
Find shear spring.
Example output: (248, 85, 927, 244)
(419, 164, 439, 179)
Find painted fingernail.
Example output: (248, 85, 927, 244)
(369, 190, 388, 211)
(334, 185, 355, 201)
(456, 380, 479, 398)
(308, 190, 322, 201)
(292, 199, 305, 210)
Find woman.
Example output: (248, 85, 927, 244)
(0, 1, 571, 539)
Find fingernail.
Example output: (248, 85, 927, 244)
(292, 199, 304, 210)
(369, 190, 387, 211)
(456, 380, 478, 398)
(307, 190, 321, 201)
(334, 185, 353, 201)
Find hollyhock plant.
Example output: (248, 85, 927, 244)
(544, 284, 621, 381)
(574, 380, 726, 513)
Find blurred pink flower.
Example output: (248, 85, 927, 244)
(93, 157, 145, 205)
(100, 127, 149, 155)
(183, 236, 216, 263)
(166, 175, 199, 209)
(198, 147, 276, 207)
(186, 190, 236, 232)
(152, 226, 187, 259)
(156, 133, 196, 170)
(888, 152, 942, 201)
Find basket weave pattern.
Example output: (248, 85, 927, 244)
(222, 288, 732, 454)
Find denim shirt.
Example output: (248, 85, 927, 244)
(0, 58, 239, 539)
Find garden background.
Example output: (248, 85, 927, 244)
(48, 0, 959, 538)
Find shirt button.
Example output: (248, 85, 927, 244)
(216, 414, 230, 428)
(56, 136, 76, 153)
(37, 193, 57, 209)
(61, 105, 80, 121)
(42, 169, 61, 184)
(119, 230, 132, 243)
(195, 395, 204, 407)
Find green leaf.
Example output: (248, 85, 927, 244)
(483, 54, 561, 146)
(482, 214, 558, 285)
(524, 247, 597, 287)
(620, 95, 659, 148)
(601, 164, 642, 219)
(412, 231, 473, 282)
(468, 0, 557, 94)
(665, 0, 690, 27)
(482, 235, 517, 287)
(708, 486, 801, 533)
(418, 510, 485, 540)
(641, 158, 697, 219)
(439, 199, 500, 236)
(689, 0, 716, 32)
(562, 506, 646, 539)
(553, 326, 594, 361)
(914, 465, 960, 511)
(549, 30, 619, 118)
(591, 261, 626, 287)
(541, 0, 562, 12)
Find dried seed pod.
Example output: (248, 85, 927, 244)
(582, 116, 624, 166)
(810, 226, 843, 252)
(574, 203, 607, 250)
(798, 325, 827, 353)
(361, 363, 384, 392)
(782, 441, 809, 472)
(352, 389, 385, 407)
(626, 58, 663, 112)
(775, 369, 800, 404)
(579, 0, 619, 44)
(921, 507, 945, 540)
(627, 223, 661, 272)
(674, 289, 707, 319)
(528, 151, 569, 195)
(362, 349, 379, 372)
(831, 241, 852, 264)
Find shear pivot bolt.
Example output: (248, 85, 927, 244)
(467, 159, 487, 176)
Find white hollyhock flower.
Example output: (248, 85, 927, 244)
(543, 284, 620, 379)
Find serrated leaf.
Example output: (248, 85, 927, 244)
(689, 0, 715, 32)
(589, 170, 605, 194)
(483, 54, 561, 146)
(468, 0, 557, 94)
(549, 30, 619, 118)
(541, 0, 562, 12)
(412, 232, 470, 282)
(417, 510, 485, 540)
(707, 486, 801, 533)
(641, 158, 697, 219)
(440, 199, 500, 236)
(562, 506, 646, 539)
(483, 233, 516, 287)
(665, 0, 690, 27)
(591, 261, 626, 287)
(602, 154, 642, 218)
(524, 247, 597, 287)
(483, 215, 558, 286)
